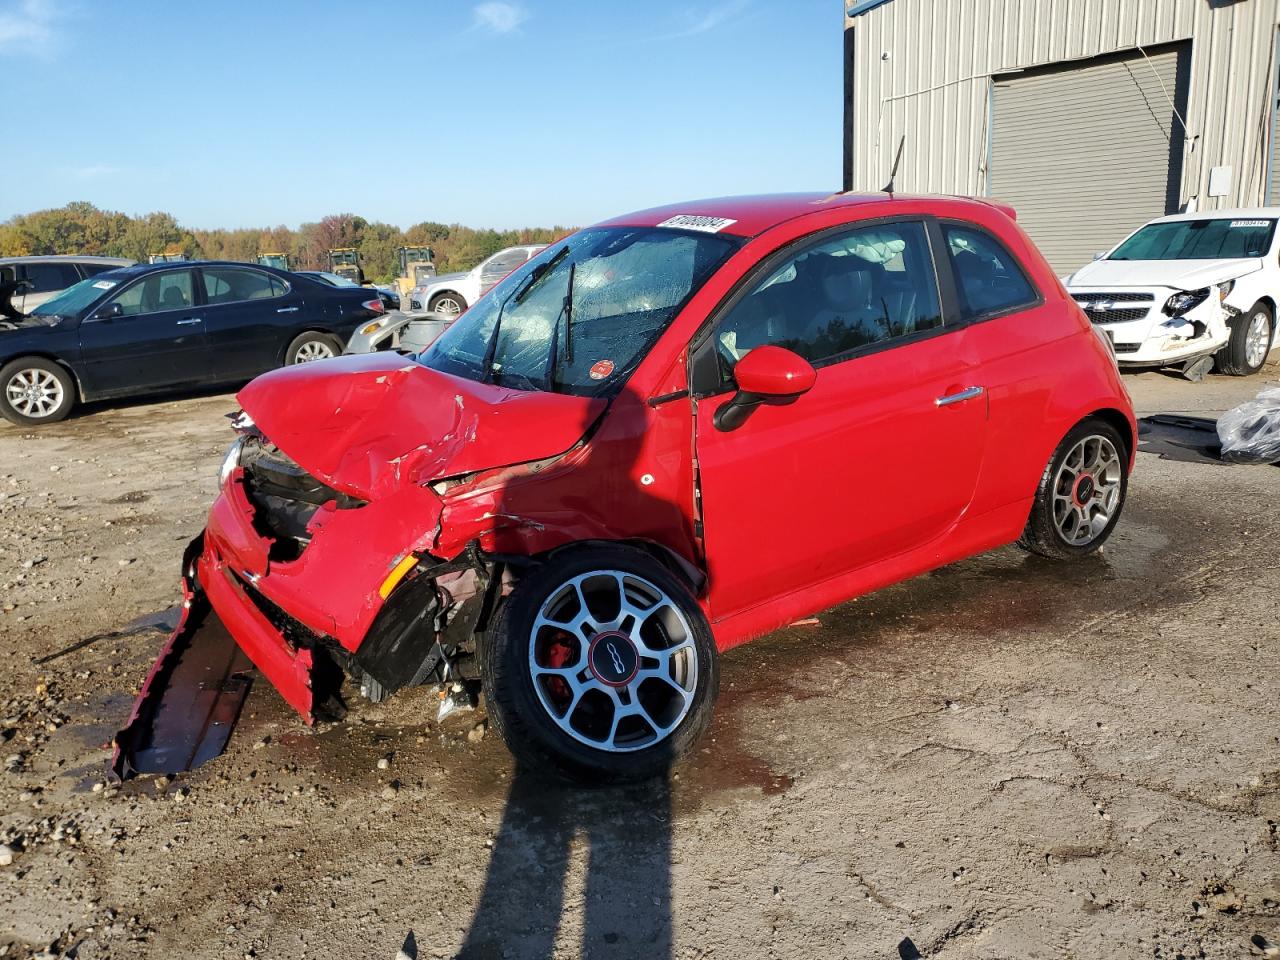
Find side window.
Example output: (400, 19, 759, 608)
(715, 221, 943, 375)
(202, 267, 279, 305)
(78, 263, 115, 279)
(23, 263, 82, 293)
(480, 249, 529, 288)
(109, 270, 194, 317)
(943, 224, 1038, 321)
(269, 276, 288, 297)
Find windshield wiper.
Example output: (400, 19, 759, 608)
(514, 246, 570, 305)
(544, 262, 576, 393)
(480, 246, 571, 384)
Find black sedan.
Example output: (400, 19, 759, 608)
(0, 260, 383, 424)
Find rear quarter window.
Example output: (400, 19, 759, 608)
(942, 223, 1039, 321)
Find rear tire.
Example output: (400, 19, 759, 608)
(1, 357, 76, 425)
(428, 292, 467, 317)
(285, 331, 341, 365)
(1017, 418, 1129, 560)
(481, 544, 718, 784)
(1215, 303, 1274, 376)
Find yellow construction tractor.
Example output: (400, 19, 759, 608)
(394, 246, 436, 299)
(327, 248, 364, 284)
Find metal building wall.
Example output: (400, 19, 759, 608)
(844, 0, 1280, 212)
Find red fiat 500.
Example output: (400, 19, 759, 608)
(185, 194, 1135, 781)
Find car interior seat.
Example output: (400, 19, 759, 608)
(160, 284, 189, 310)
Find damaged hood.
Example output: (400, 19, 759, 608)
(1067, 257, 1263, 291)
(237, 354, 606, 501)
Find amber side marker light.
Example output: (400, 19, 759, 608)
(379, 555, 419, 599)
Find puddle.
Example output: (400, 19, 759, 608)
(676, 499, 1189, 804)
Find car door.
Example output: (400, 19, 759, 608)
(691, 218, 988, 622)
(198, 266, 302, 379)
(76, 268, 210, 396)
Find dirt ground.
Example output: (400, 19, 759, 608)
(0, 364, 1278, 960)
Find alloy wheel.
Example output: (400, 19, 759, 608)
(433, 297, 463, 317)
(5, 368, 64, 419)
(528, 571, 699, 753)
(1245, 311, 1271, 370)
(294, 340, 336, 363)
(1052, 434, 1123, 546)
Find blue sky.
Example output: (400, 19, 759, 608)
(0, 0, 841, 229)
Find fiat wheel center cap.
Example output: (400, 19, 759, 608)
(587, 631, 640, 688)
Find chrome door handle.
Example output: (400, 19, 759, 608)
(935, 385, 984, 407)
(276, 306, 300, 314)
(176, 318, 202, 326)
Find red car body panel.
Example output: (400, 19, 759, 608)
(238, 352, 607, 501)
(188, 193, 1136, 722)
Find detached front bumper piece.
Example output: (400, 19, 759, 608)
(111, 538, 256, 781)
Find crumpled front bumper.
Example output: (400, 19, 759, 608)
(194, 470, 446, 722)
(1073, 287, 1230, 366)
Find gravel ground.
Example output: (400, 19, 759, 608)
(0, 365, 1277, 960)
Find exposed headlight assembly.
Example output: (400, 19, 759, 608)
(219, 436, 245, 487)
(1163, 288, 1210, 317)
(1218, 278, 1236, 302)
(359, 317, 388, 336)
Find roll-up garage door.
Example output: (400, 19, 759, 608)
(990, 44, 1190, 274)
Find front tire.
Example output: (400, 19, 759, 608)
(1, 357, 76, 425)
(1017, 419, 1128, 560)
(285, 331, 341, 365)
(428, 292, 466, 317)
(1215, 303, 1274, 377)
(481, 545, 718, 783)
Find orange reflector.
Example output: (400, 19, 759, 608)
(378, 555, 419, 599)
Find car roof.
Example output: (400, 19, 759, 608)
(97, 259, 290, 277)
(0, 255, 134, 266)
(1151, 207, 1280, 223)
(596, 192, 1016, 238)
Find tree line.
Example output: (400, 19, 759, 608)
(0, 202, 573, 281)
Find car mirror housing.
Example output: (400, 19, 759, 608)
(92, 302, 123, 321)
(714, 345, 817, 432)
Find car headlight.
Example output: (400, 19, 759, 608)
(219, 437, 244, 487)
(1163, 288, 1210, 317)
(1218, 278, 1236, 302)
(359, 318, 387, 336)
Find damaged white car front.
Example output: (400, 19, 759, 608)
(1064, 212, 1279, 378)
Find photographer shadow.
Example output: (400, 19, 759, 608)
(457, 762, 674, 960)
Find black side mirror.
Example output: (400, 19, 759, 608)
(92, 302, 123, 321)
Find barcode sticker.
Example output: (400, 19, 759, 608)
(1229, 220, 1269, 228)
(92, 280, 117, 289)
(656, 215, 739, 234)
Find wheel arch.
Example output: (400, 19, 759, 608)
(1, 352, 86, 401)
(428, 289, 467, 309)
(541, 537, 707, 597)
(280, 328, 343, 365)
(1084, 406, 1135, 463)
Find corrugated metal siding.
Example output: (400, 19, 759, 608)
(990, 46, 1186, 271)
(1271, 58, 1280, 202)
(845, 0, 1280, 212)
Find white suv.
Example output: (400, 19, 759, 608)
(408, 245, 545, 317)
(1063, 209, 1280, 377)
(1, 255, 135, 318)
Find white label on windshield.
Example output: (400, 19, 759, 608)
(656, 215, 738, 234)
(1229, 220, 1269, 228)
(92, 280, 117, 289)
